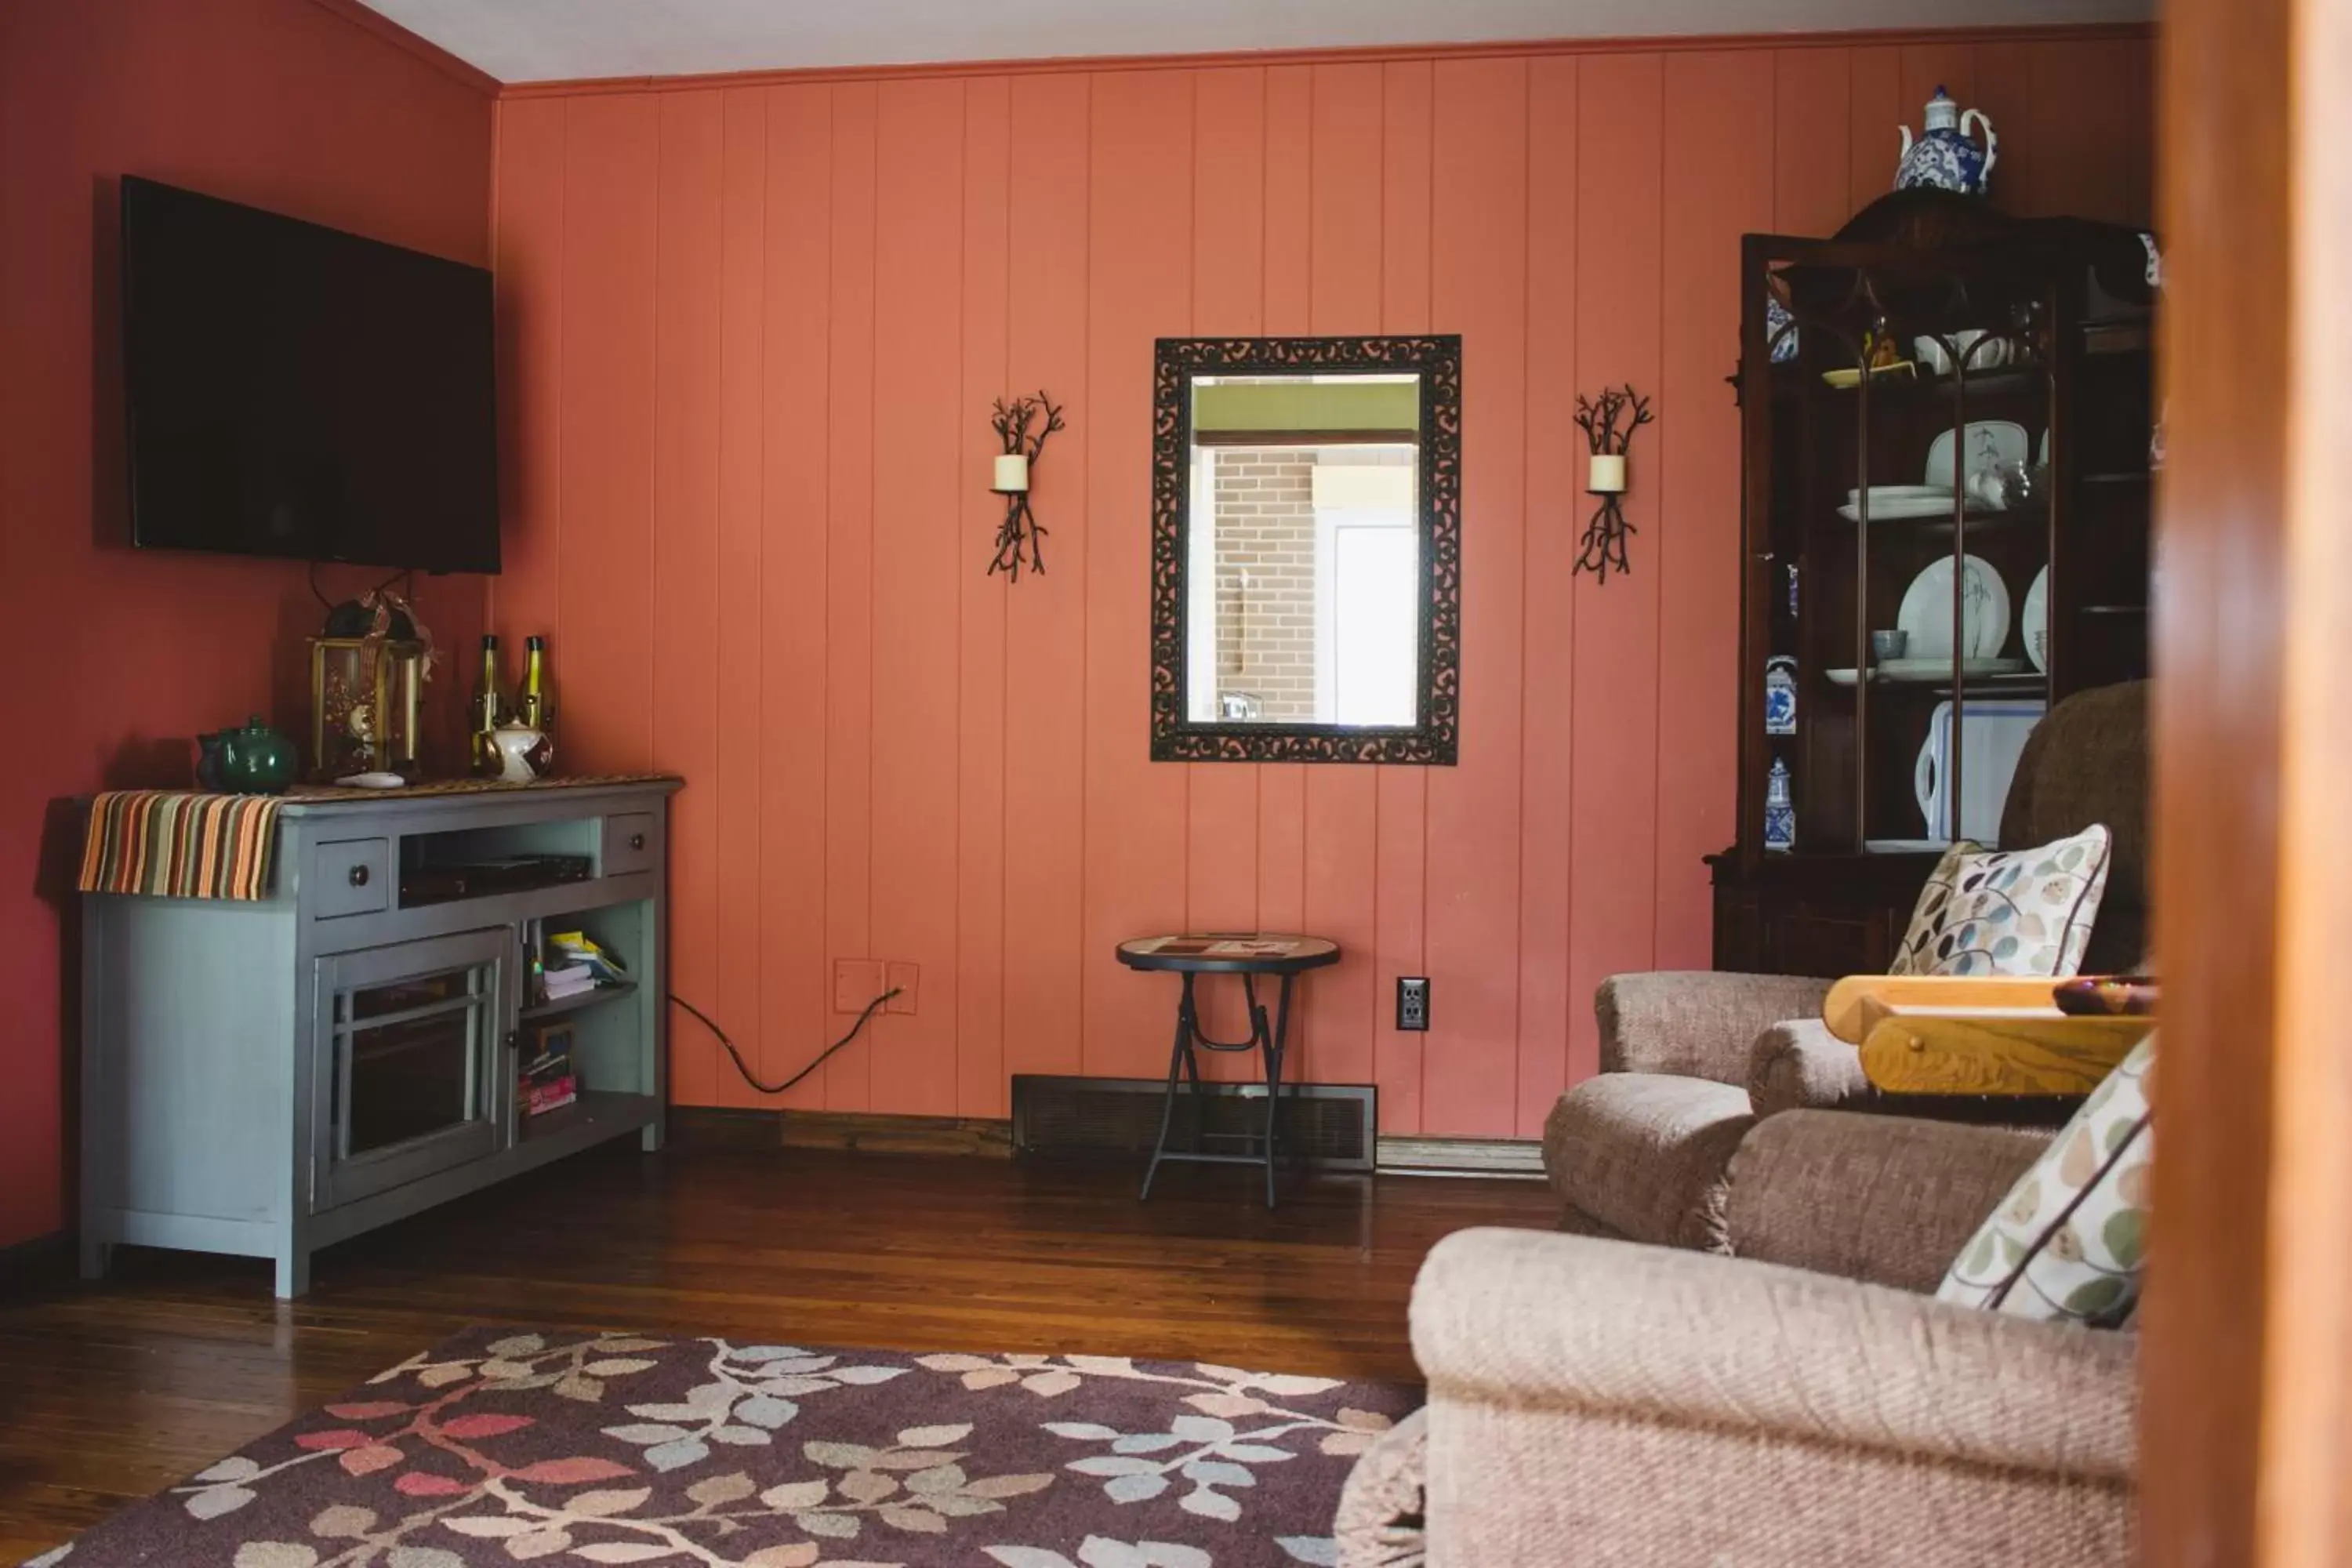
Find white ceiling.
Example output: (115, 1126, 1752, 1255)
(355, 0, 2155, 85)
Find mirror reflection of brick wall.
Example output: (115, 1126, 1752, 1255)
(1213, 450, 1319, 721)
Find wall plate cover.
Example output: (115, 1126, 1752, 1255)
(833, 958, 886, 1013)
(1396, 976, 1431, 1032)
(885, 962, 920, 1014)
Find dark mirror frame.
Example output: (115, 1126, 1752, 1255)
(1149, 334, 1461, 764)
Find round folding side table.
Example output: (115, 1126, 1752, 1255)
(1114, 932, 1341, 1208)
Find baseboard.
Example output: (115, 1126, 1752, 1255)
(1375, 1135, 1547, 1179)
(668, 1105, 1014, 1158)
(671, 1107, 1540, 1176)
(0, 1229, 73, 1299)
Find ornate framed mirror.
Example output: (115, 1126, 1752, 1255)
(1149, 335, 1461, 764)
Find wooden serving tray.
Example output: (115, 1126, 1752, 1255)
(1821, 975, 2154, 1096)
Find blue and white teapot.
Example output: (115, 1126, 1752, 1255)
(1895, 87, 1997, 196)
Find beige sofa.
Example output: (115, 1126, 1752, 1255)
(1341, 1111, 2136, 1566)
(1545, 680, 2151, 1249)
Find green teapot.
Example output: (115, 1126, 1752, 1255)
(203, 716, 299, 795)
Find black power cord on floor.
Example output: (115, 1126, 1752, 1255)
(670, 989, 902, 1097)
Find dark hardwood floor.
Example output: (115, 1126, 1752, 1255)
(0, 1139, 1554, 1560)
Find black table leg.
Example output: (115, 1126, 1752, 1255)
(1261, 973, 1294, 1209)
(1139, 968, 1293, 1208)
(1139, 973, 1200, 1201)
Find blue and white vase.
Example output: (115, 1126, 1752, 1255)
(1895, 88, 1998, 197)
(1764, 655, 1798, 736)
(1764, 757, 1797, 853)
(1765, 294, 1799, 364)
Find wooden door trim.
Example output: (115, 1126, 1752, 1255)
(2147, 0, 2352, 1561)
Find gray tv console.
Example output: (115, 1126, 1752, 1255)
(79, 775, 681, 1297)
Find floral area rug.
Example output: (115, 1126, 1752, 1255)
(25, 1327, 1412, 1568)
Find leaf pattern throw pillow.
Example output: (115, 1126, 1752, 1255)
(1887, 825, 2113, 978)
(1936, 1033, 2153, 1324)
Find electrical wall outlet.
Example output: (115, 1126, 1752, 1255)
(885, 962, 920, 1014)
(833, 959, 886, 1013)
(1396, 976, 1431, 1033)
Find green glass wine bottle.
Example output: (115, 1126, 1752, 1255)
(517, 636, 551, 734)
(470, 635, 503, 777)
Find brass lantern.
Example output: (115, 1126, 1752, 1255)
(310, 637, 426, 781)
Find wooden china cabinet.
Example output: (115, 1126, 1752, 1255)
(1710, 190, 2156, 977)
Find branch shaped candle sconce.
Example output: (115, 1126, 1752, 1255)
(1573, 384, 1653, 583)
(987, 390, 1065, 580)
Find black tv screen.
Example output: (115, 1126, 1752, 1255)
(120, 176, 499, 574)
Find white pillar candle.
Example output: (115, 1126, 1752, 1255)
(993, 453, 1031, 492)
(1587, 453, 1627, 494)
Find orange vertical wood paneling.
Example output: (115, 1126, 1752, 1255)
(488, 30, 2156, 1141)
(1847, 46, 1904, 215)
(1254, 64, 1313, 1014)
(491, 98, 565, 681)
(1185, 66, 1267, 1058)
(2122, 38, 2153, 225)
(2024, 40, 2142, 224)
(1081, 70, 1195, 1082)
(1000, 71, 1091, 1085)
(1563, 53, 1665, 1099)
(650, 91, 726, 1107)
(757, 85, 833, 1108)
(1299, 60, 1385, 1090)
(1773, 48, 1853, 236)
(956, 76, 1013, 1118)
(1515, 55, 1577, 1133)
(555, 95, 659, 775)
(1655, 53, 1775, 1011)
(713, 86, 768, 1103)
(1424, 56, 1528, 1138)
(1374, 58, 1435, 1134)
(1968, 38, 2044, 215)
(869, 78, 967, 1116)
(822, 82, 880, 1110)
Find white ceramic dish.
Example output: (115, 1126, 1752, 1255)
(1923, 420, 2030, 490)
(1828, 658, 2027, 687)
(334, 771, 407, 789)
(1897, 554, 2011, 660)
(2022, 564, 2050, 673)
(1916, 698, 2046, 842)
(1878, 656, 2027, 681)
(1835, 484, 1981, 523)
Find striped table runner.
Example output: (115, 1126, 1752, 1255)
(79, 791, 284, 901)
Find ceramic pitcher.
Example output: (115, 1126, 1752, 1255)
(1896, 87, 1997, 196)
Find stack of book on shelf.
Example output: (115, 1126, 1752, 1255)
(540, 961, 599, 1004)
(532, 929, 629, 1007)
(520, 1028, 578, 1120)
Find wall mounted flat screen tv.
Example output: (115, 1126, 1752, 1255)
(121, 176, 499, 574)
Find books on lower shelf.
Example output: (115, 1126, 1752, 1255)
(521, 1020, 578, 1120)
(526, 922, 631, 1007)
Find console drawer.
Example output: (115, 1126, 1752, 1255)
(602, 813, 656, 877)
(310, 837, 390, 919)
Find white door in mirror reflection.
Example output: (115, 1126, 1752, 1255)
(1320, 515, 1418, 724)
(1187, 444, 1417, 726)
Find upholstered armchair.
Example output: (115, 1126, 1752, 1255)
(1544, 680, 2150, 1248)
(1340, 1111, 2136, 1567)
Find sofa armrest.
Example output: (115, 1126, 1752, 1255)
(1411, 1228, 2133, 1482)
(1746, 1016, 1878, 1115)
(1596, 971, 1833, 1083)
(1726, 1109, 2052, 1291)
